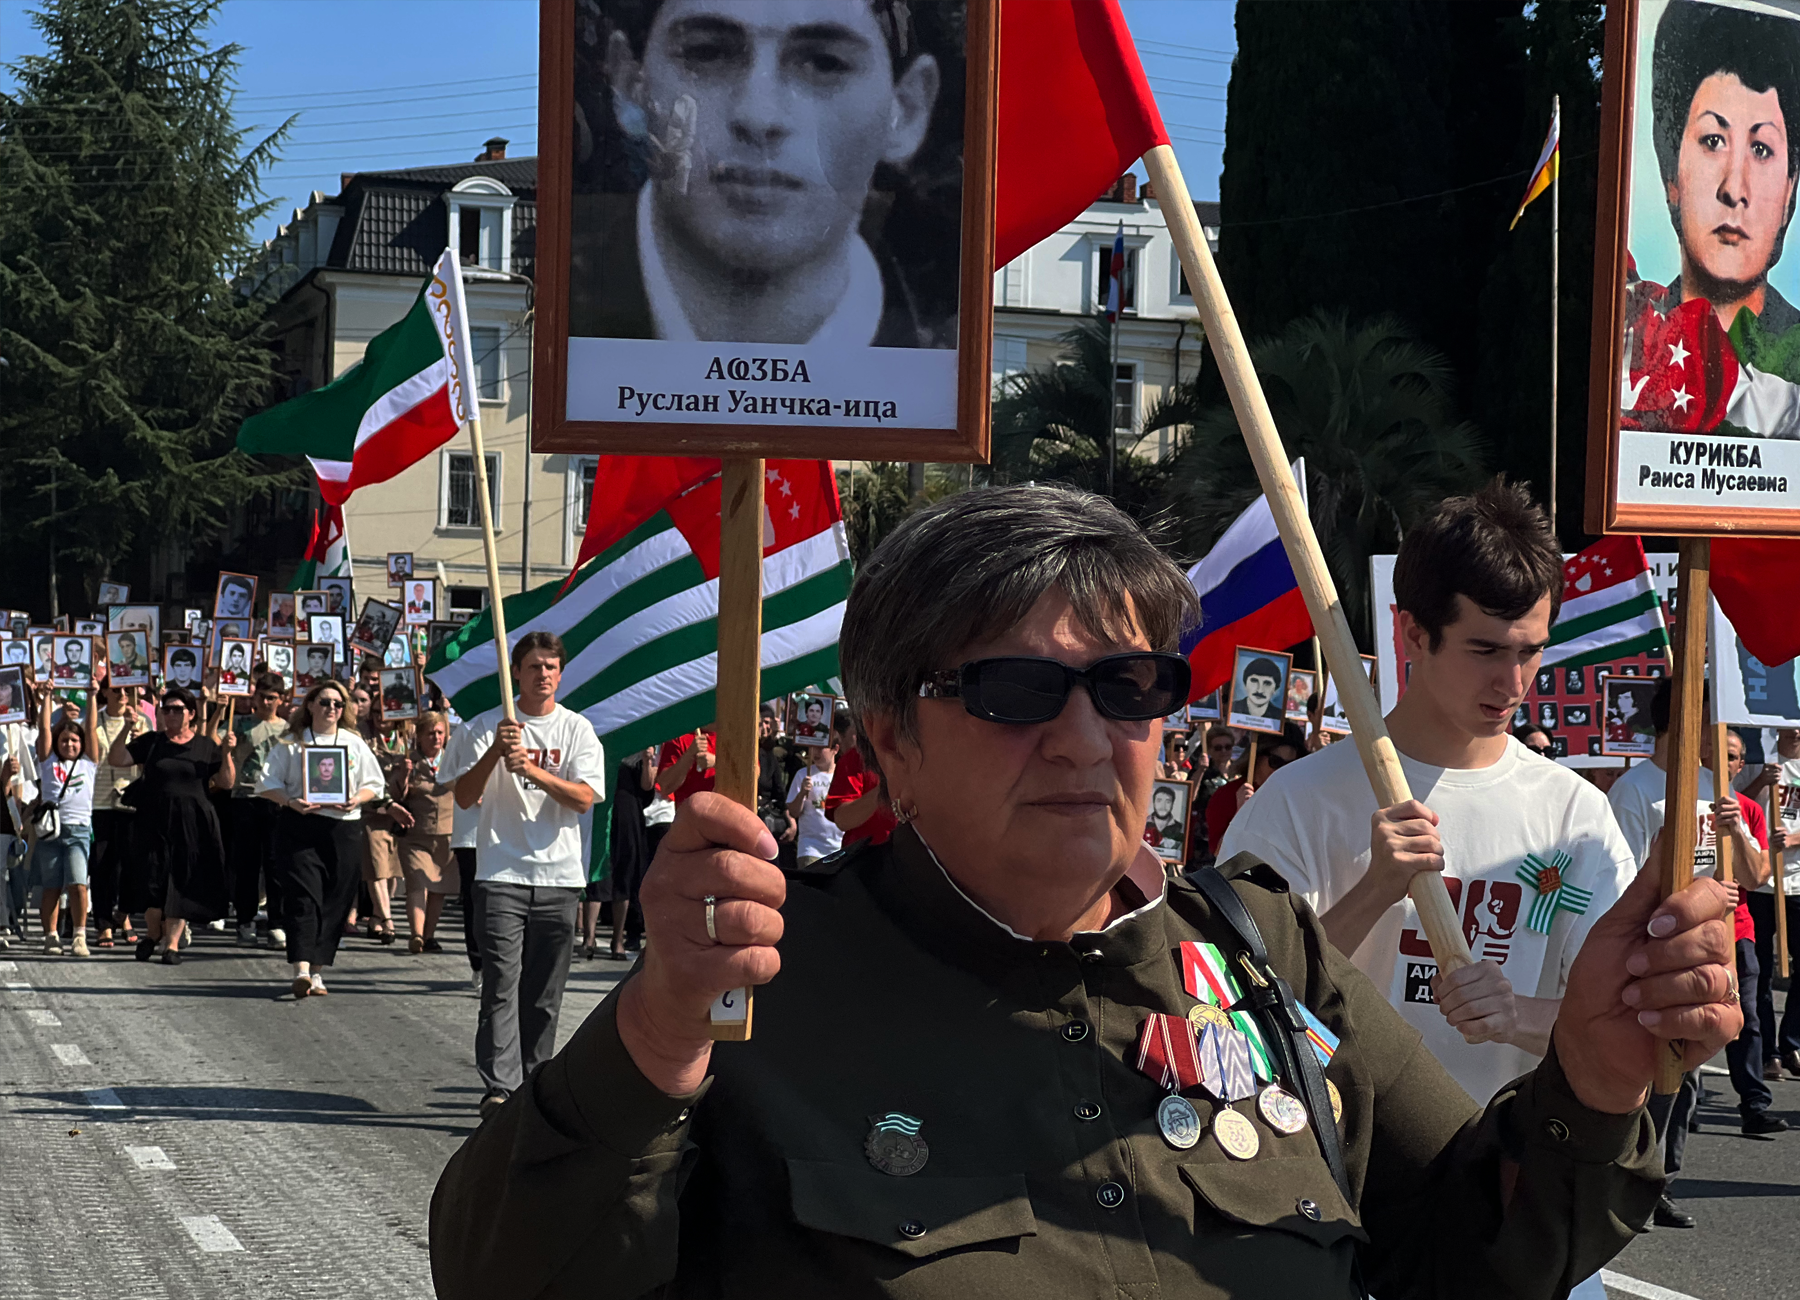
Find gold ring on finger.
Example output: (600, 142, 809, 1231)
(704, 895, 718, 943)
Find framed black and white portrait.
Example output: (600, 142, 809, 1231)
(268, 592, 297, 640)
(1228, 646, 1291, 737)
(1601, 673, 1658, 757)
(162, 644, 203, 692)
(51, 635, 93, 689)
(108, 603, 161, 649)
(535, 0, 998, 462)
(295, 642, 334, 690)
(106, 630, 152, 687)
(303, 745, 351, 805)
(1187, 689, 1222, 724)
(349, 599, 403, 659)
(217, 638, 257, 696)
(214, 570, 258, 622)
(308, 614, 346, 664)
(1143, 779, 1191, 864)
(319, 576, 353, 617)
(264, 640, 295, 690)
(0, 666, 26, 725)
(380, 668, 421, 721)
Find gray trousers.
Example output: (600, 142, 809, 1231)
(473, 881, 580, 1095)
(1648, 1068, 1700, 1187)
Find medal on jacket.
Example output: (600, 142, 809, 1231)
(1211, 1106, 1260, 1160)
(1256, 1083, 1309, 1136)
(1156, 1094, 1203, 1150)
(1195, 1021, 1258, 1104)
(865, 1113, 929, 1176)
(1134, 1014, 1210, 1150)
(1179, 941, 1274, 1081)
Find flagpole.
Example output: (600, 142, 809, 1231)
(1550, 94, 1561, 537)
(1142, 143, 1473, 973)
(1108, 308, 1119, 499)
(465, 412, 515, 725)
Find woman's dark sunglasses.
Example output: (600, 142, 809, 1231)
(919, 653, 1192, 725)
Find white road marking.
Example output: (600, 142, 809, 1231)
(1602, 1270, 1705, 1300)
(82, 1088, 124, 1110)
(2, 979, 30, 990)
(1698, 1064, 1730, 1077)
(23, 1009, 59, 1026)
(125, 1145, 175, 1170)
(51, 1043, 92, 1066)
(0, 959, 16, 972)
(180, 1215, 245, 1253)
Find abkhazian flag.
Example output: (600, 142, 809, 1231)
(237, 249, 475, 504)
(1540, 535, 1671, 667)
(291, 499, 350, 590)
(1509, 102, 1560, 230)
(425, 460, 852, 765)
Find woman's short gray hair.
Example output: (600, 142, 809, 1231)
(840, 484, 1200, 754)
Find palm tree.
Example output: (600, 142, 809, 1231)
(1156, 311, 1490, 647)
(987, 316, 1168, 520)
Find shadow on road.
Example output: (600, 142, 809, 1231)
(13, 1085, 479, 1136)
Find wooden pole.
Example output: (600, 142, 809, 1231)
(1549, 93, 1560, 537)
(1656, 538, 1710, 1095)
(465, 413, 515, 726)
(1310, 635, 1326, 747)
(1143, 144, 1472, 972)
(1245, 734, 1259, 788)
(1771, 783, 1790, 979)
(1712, 719, 1733, 888)
(708, 456, 764, 1043)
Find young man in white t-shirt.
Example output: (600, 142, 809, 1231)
(1741, 726, 1800, 1079)
(1220, 481, 1639, 1110)
(449, 631, 606, 1119)
(785, 714, 845, 869)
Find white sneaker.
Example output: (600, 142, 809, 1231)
(43, 934, 61, 956)
(267, 928, 286, 949)
(237, 925, 257, 946)
(71, 933, 89, 957)
(206, 919, 226, 932)
(310, 973, 328, 996)
(469, 969, 482, 995)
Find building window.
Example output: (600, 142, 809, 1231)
(1113, 363, 1137, 433)
(572, 457, 598, 532)
(991, 335, 1029, 394)
(448, 585, 488, 614)
(459, 208, 481, 265)
(1096, 244, 1138, 314)
(443, 451, 500, 528)
(472, 325, 502, 401)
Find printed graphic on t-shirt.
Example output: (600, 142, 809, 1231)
(1396, 875, 1526, 1001)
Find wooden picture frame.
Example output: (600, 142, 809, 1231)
(107, 603, 161, 649)
(50, 635, 94, 689)
(217, 638, 257, 696)
(1228, 646, 1292, 737)
(162, 643, 204, 692)
(267, 591, 297, 640)
(1284, 668, 1316, 724)
(214, 570, 258, 622)
(532, 0, 999, 461)
(0, 666, 26, 725)
(387, 551, 415, 587)
(263, 639, 294, 689)
(106, 630, 153, 688)
(1587, 0, 1800, 536)
(295, 641, 334, 691)
(349, 599, 402, 658)
(402, 577, 437, 627)
(787, 691, 835, 748)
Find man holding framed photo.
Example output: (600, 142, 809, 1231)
(447, 632, 606, 1121)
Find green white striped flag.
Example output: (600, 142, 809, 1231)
(424, 462, 852, 763)
(1540, 535, 1670, 668)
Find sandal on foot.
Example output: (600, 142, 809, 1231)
(291, 975, 312, 999)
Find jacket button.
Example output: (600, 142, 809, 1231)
(1081, 949, 1103, 963)
(1545, 1118, 1570, 1142)
(1074, 1100, 1101, 1121)
(1096, 1181, 1126, 1209)
(1061, 1020, 1090, 1042)
(1297, 1198, 1321, 1221)
(898, 1220, 927, 1239)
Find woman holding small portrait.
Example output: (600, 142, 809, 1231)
(108, 680, 232, 965)
(350, 683, 405, 944)
(90, 679, 149, 950)
(257, 680, 387, 998)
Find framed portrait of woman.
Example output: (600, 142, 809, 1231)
(533, 0, 998, 462)
(1589, 0, 1800, 535)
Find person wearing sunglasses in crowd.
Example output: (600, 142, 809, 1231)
(433, 484, 1738, 1298)
(1203, 723, 1304, 862)
(108, 678, 233, 965)
(1220, 482, 1642, 1139)
(1514, 722, 1555, 758)
(257, 680, 388, 998)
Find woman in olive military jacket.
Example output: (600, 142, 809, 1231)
(430, 486, 1740, 1300)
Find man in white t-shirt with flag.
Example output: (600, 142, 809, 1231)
(1221, 482, 1639, 1114)
(1741, 726, 1800, 1080)
(448, 631, 606, 1120)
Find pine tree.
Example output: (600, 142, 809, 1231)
(0, 0, 295, 615)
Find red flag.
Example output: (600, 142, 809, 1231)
(1713, 537, 1800, 668)
(569, 456, 842, 588)
(995, 0, 1169, 267)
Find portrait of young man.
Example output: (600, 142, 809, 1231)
(1230, 653, 1284, 724)
(165, 647, 202, 690)
(215, 572, 257, 620)
(1220, 481, 1640, 1110)
(568, 0, 963, 351)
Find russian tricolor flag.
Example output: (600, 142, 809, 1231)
(1105, 223, 1125, 320)
(1179, 460, 1314, 699)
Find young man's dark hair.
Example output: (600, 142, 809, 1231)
(1392, 478, 1564, 651)
(252, 672, 285, 697)
(510, 630, 567, 675)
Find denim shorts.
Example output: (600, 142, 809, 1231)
(32, 824, 94, 894)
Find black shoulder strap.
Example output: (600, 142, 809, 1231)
(1188, 864, 1353, 1205)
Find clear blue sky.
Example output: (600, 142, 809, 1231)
(0, 0, 1235, 245)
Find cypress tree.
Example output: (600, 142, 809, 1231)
(0, 0, 295, 614)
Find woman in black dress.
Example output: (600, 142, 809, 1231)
(106, 684, 231, 965)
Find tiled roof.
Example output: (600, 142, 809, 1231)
(325, 157, 537, 279)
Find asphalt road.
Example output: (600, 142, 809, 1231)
(0, 910, 626, 1300)
(0, 914, 1792, 1300)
